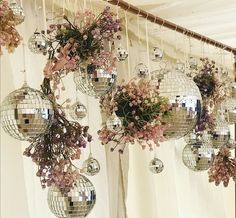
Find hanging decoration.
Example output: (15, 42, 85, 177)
(182, 132, 215, 171)
(98, 80, 169, 151)
(0, 82, 54, 141)
(106, 112, 123, 133)
(0, 0, 22, 54)
(155, 69, 202, 139)
(208, 146, 236, 187)
(149, 157, 164, 174)
(23, 78, 92, 192)
(9, 0, 25, 25)
(151, 46, 163, 62)
(47, 174, 96, 217)
(188, 56, 198, 70)
(116, 45, 128, 61)
(82, 154, 101, 176)
(69, 101, 87, 120)
(43, 6, 121, 95)
(28, 31, 48, 54)
(135, 62, 149, 78)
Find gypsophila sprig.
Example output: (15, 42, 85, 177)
(43, 7, 121, 91)
(23, 78, 92, 193)
(0, 0, 22, 54)
(208, 145, 236, 187)
(98, 80, 170, 151)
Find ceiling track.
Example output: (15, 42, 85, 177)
(106, 0, 236, 55)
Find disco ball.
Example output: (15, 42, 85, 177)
(210, 114, 230, 149)
(82, 156, 100, 176)
(135, 62, 148, 78)
(175, 60, 185, 72)
(151, 47, 163, 62)
(149, 157, 164, 174)
(158, 70, 202, 139)
(0, 83, 54, 141)
(182, 138, 215, 171)
(47, 175, 96, 218)
(28, 32, 48, 54)
(9, 1, 25, 25)
(74, 63, 117, 98)
(188, 56, 198, 70)
(69, 101, 87, 120)
(106, 113, 122, 133)
(116, 46, 128, 61)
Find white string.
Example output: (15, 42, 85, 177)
(137, 14, 141, 45)
(124, 11, 131, 79)
(42, 0, 47, 37)
(86, 96, 92, 155)
(22, 43, 27, 85)
(20, 0, 23, 7)
(52, 0, 55, 21)
(62, 0, 65, 14)
(74, 0, 77, 16)
(83, 0, 86, 10)
(145, 19, 151, 80)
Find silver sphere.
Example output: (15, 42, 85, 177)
(135, 62, 149, 78)
(0, 83, 54, 141)
(69, 101, 87, 120)
(28, 32, 48, 54)
(74, 64, 117, 98)
(210, 114, 230, 149)
(175, 60, 185, 72)
(151, 47, 163, 62)
(116, 46, 128, 61)
(106, 113, 122, 133)
(149, 157, 164, 174)
(188, 56, 198, 70)
(158, 70, 202, 139)
(9, 1, 25, 25)
(182, 140, 215, 171)
(82, 156, 100, 176)
(47, 175, 96, 218)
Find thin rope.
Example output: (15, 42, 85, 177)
(42, 0, 47, 37)
(20, 0, 23, 7)
(145, 19, 151, 80)
(62, 0, 65, 14)
(124, 11, 131, 79)
(83, 0, 86, 10)
(22, 43, 27, 85)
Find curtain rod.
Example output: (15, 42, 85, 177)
(106, 0, 236, 55)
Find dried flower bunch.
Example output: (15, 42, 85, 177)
(98, 80, 169, 151)
(43, 6, 121, 91)
(208, 146, 236, 187)
(0, 0, 22, 54)
(23, 79, 92, 192)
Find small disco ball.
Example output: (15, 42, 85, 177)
(151, 47, 163, 62)
(149, 157, 164, 174)
(182, 140, 215, 171)
(106, 113, 122, 133)
(28, 32, 48, 54)
(69, 101, 87, 120)
(0, 83, 54, 141)
(210, 114, 230, 149)
(47, 175, 96, 218)
(158, 70, 202, 139)
(175, 60, 185, 72)
(116, 46, 128, 61)
(222, 97, 236, 124)
(135, 62, 149, 78)
(82, 156, 100, 176)
(9, 1, 25, 25)
(188, 56, 198, 70)
(74, 64, 117, 98)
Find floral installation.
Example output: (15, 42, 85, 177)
(23, 78, 92, 192)
(208, 145, 236, 187)
(98, 80, 170, 152)
(193, 58, 229, 132)
(0, 0, 22, 55)
(43, 6, 121, 92)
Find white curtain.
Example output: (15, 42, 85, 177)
(0, 1, 234, 218)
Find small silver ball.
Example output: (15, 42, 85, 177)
(151, 47, 163, 62)
(135, 63, 149, 78)
(149, 158, 164, 174)
(175, 60, 185, 72)
(188, 56, 198, 70)
(82, 156, 100, 176)
(116, 46, 128, 61)
(9, 1, 25, 25)
(28, 32, 48, 54)
(106, 114, 122, 133)
(69, 101, 87, 120)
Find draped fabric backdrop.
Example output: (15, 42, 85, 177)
(0, 1, 234, 218)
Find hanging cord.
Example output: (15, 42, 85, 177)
(124, 11, 131, 79)
(20, 0, 23, 7)
(62, 0, 65, 15)
(86, 96, 92, 156)
(83, 0, 86, 10)
(42, 0, 47, 37)
(145, 18, 151, 80)
(183, 30, 188, 69)
(21, 43, 27, 85)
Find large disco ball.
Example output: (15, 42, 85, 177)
(47, 175, 96, 218)
(74, 63, 117, 98)
(182, 136, 215, 171)
(0, 84, 54, 141)
(210, 114, 230, 149)
(157, 70, 202, 139)
(9, 1, 25, 25)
